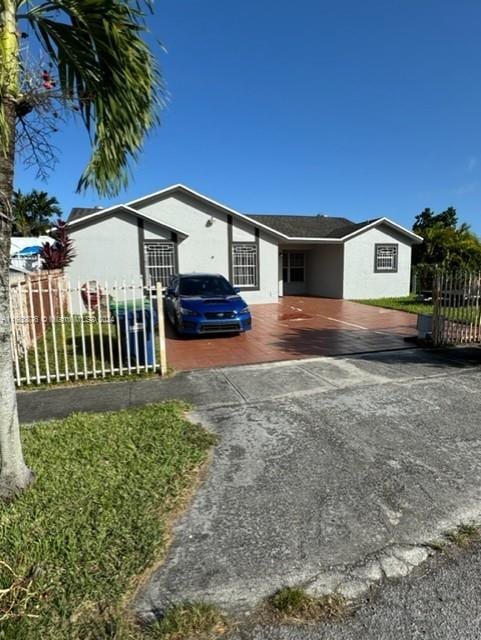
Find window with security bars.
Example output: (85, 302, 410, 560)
(144, 242, 176, 287)
(375, 244, 398, 272)
(232, 243, 258, 288)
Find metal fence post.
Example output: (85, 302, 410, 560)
(432, 269, 441, 345)
(411, 267, 417, 295)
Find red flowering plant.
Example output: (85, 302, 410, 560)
(40, 219, 76, 270)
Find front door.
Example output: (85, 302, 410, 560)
(282, 251, 306, 295)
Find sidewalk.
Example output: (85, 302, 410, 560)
(17, 368, 244, 424)
(17, 346, 481, 424)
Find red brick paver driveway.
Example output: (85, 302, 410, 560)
(166, 297, 417, 371)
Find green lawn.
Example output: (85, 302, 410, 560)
(0, 402, 216, 639)
(15, 314, 164, 386)
(354, 295, 433, 316)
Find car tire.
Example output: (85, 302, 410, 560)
(173, 312, 183, 336)
(167, 306, 176, 328)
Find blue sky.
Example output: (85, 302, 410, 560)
(14, 0, 481, 232)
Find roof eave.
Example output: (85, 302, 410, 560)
(340, 218, 423, 243)
(68, 186, 422, 245)
(68, 204, 190, 237)
(68, 203, 127, 227)
(279, 218, 422, 243)
(127, 184, 289, 240)
(280, 237, 344, 244)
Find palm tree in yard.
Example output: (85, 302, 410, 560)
(12, 188, 62, 236)
(0, 0, 161, 498)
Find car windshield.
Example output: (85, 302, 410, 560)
(179, 276, 236, 297)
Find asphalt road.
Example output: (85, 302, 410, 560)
(234, 542, 481, 639)
(19, 345, 481, 637)
(135, 347, 481, 621)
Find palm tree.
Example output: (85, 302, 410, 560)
(12, 189, 62, 236)
(0, 0, 161, 498)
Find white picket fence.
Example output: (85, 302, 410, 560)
(9, 274, 167, 386)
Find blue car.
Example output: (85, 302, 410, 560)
(165, 273, 252, 335)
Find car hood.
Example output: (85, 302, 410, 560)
(179, 294, 248, 312)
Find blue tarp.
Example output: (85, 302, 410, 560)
(18, 246, 42, 255)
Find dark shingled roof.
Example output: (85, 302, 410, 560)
(245, 214, 378, 238)
(67, 203, 378, 240)
(68, 207, 103, 223)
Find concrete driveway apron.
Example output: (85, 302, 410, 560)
(136, 347, 481, 620)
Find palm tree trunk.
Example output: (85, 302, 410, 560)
(0, 1, 35, 499)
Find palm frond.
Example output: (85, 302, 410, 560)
(21, 0, 163, 196)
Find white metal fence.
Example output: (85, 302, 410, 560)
(10, 274, 167, 386)
(432, 270, 481, 346)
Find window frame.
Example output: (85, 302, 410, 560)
(231, 241, 259, 290)
(282, 251, 306, 283)
(374, 243, 398, 273)
(143, 240, 178, 287)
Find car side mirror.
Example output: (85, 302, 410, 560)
(166, 287, 175, 296)
(233, 287, 241, 294)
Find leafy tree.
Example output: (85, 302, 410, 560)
(413, 206, 458, 233)
(413, 207, 436, 233)
(0, 0, 162, 498)
(412, 207, 481, 289)
(12, 189, 62, 236)
(437, 206, 458, 230)
(40, 219, 75, 269)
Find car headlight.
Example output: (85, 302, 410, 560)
(239, 306, 250, 314)
(180, 307, 200, 317)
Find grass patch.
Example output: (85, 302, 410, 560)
(444, 522, 480, 548)
(0, 402, 216, 639)
(265, 586, 347, 624)
(16, 313, 166, 387)
(354, 295, 433, 316)
(147, 602, 227, 639)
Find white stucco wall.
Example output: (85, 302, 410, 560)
(137, 194, 230, 275)
(67, 194, 280, 305)
(136, 194, 279, 303)
(243, 231, 279, 304)
(306, 245, 344, 298)
(232, 219, 256, 242)
(67, 212, 141, 285)
(66, 212, 145, 313)
(342, 225, 413, 299)
(143, 220, 171, 240)
(67, 195, 415, 307)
